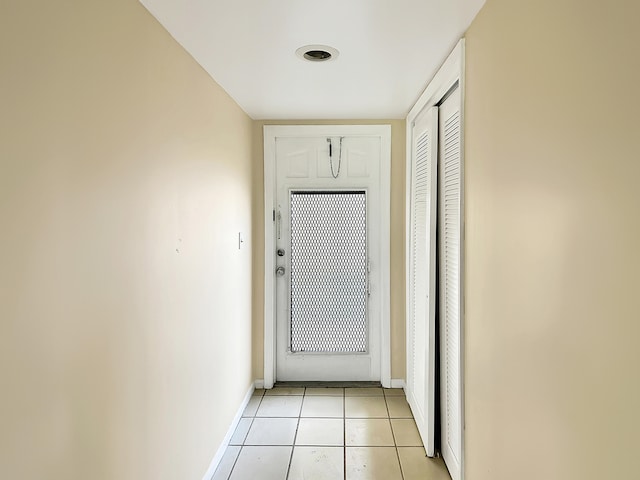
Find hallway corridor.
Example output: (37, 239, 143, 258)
(212, 386, 451, 480)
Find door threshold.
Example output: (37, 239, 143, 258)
(274, 381, 382, 388)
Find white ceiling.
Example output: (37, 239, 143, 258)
(140, 0, 485, 119)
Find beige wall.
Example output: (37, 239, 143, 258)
(0, 1, 253, 479)
(251, 120, 407, 380)
(464, 0, 640, 478)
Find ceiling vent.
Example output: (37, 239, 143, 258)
(296, 45, 339, 62)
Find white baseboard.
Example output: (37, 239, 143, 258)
(254, 379, 265, 389)
(391, 378, 406, 390)
(202, 383, 255, 480)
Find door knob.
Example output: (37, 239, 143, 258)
(276, 266, 285, 276)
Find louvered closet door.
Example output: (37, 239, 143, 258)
(439, 86, 463, 480)
(407, 107, 438, 457)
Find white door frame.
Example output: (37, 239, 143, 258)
(264, 124, 391, 389)
(405, 39, 466, 478)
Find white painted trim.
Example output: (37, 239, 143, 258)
(263, 124, 392, 388)
(405, 38, 466, 479)
(390, 378, 406, 390)
(263, 129, 277, 390)
(254, 379, 265, 389)
(459, 40, 467, 480)
(379, 128, 392, 389)
(407, 40, 465, 122)
(201, 383, 255, 480)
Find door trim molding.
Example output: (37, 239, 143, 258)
(263, 124, 392, 388)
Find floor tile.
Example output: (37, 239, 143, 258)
(397, 448, 451, 480)
(245, 417, 298, 445)
(346, 447, 403, 480)
(295, 418, 344, 446)
(256, 396, 303, 417)
(305, 387, 344, 396)
(242, 397, 262, 417)
(219, 389, 418, 480)
(345, 387, 384, 396)
(229, 446, 292, 480)
(230, 418, 253, 445)
(391, 419, 423, 446)
(301, 396, 344, 417)
(265, 387, 305, 396)
(382, 388, 405, 396)
(287, 447, 344, 480)
(345, 396, 388, 418)
(212, 445, 240, 480)
(385, 396, 413, 418)
(345, 419, 394, 446)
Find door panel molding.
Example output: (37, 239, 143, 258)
(264, 125, 391, 388)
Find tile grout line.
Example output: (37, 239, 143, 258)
(284, 387, 305, 480)
(225, 391, 265, 480)
(343, 387, 347, 480)
(243, 390, 263, 444)
(226, 446, 242, 480)
(384, 392, 406, 480)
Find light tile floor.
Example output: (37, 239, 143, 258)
(213, 386, 452, 480)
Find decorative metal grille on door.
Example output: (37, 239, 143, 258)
(289, 191, 368, 353)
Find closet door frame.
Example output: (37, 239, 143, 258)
(405, 39, 466, 479)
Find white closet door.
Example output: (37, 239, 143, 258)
(407, 107, 438, 457)
(439, 86, 463, 480)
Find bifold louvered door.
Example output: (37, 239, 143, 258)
(407, 106, 439, 458)
(439, 86, 463, 480)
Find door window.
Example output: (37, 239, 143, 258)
(289, 191, 368, 354)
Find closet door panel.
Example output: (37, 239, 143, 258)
(439, 86, 463, 480)
(407, 106, 438, 457)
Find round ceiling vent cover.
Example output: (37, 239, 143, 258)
(296, 45, 339, 62)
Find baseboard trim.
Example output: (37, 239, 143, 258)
(391, 378, 406, 390)
(202, 383, 255, 480)
(254, 379, 265, 389)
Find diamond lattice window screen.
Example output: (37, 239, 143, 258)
(289, 191, 368, 353)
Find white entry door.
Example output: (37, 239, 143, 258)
(270, 129, 389, 382)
